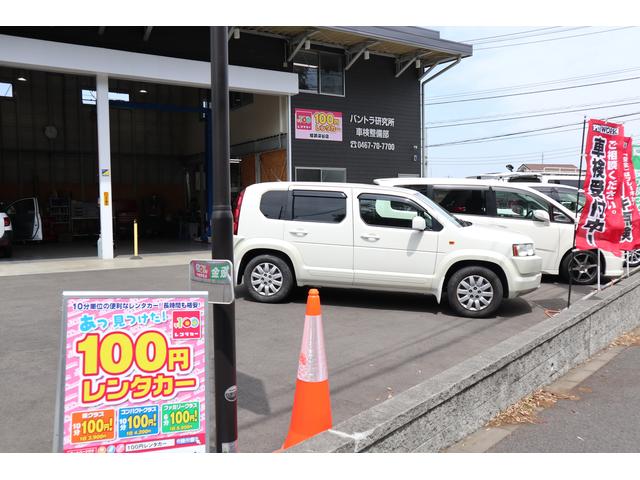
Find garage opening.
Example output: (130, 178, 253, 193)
(0, 66, 289, 260)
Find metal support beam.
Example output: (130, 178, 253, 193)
(286, 29, 319, 63)
(227, 27, 236, 41)
(395, 50, 434, 78)
(421, 56, 461, 84)
(345, 40, 379, 70)
(143, 27, 153, 42)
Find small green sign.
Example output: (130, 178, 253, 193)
(633, 144, 640, 170)
(161, 402, 200, 433)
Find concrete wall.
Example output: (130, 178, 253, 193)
(230, 94, 285, 146)
(287, 274, 640, 453)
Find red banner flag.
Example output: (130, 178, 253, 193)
(619, 137, 640, 250)
(576, 119, 626, 256)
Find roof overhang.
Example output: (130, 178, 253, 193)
(238, 26, 472, 77)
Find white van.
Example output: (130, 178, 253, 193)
(233, 182, 543, 318)
(374, 178, 624, 285)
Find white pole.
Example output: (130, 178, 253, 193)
(597, 248, 601, 291)
(96, 74, 114, 259)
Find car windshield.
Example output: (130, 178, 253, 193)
(412, 191, 465, 227)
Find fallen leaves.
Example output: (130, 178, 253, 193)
(486, 389, 578, 427)
(610, 332, 640, 347)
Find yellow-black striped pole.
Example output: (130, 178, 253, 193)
(131, 219, 142, 260)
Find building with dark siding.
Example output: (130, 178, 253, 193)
(0, 26, 471, 258)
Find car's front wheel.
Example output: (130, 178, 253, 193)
(446, 266, 503, 318)
(243, 254, 294, 303)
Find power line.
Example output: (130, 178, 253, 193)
(428, 139, 640, 164)
(427, 100, 640, 129)
(475, 26, 635, 50)
(427, 75, 640, 106)
(427, 67, 640, 102)
(426, 146, 579, 160)
(429, 153, 582, 165)
(427, 96, 640, 125)
(470, 27, 588, 45)
(461, 27, 564, 43)
(427, 113, 640, 148)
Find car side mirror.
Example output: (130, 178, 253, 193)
(412, 216, 427, 231)
(533, 209, 550, 223)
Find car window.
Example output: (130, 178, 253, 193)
(359, 194, 439, 230)
(551, 206, 573, 223)
(260, 190, 287, 219)
(291, 190, 346, 223)
(548, 179, 582, 188)
(432, 187, 487, 215)
(495, 190, 549, 220)
(555, 189, 584, 213)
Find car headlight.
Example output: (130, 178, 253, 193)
(513, 243, 535, 257)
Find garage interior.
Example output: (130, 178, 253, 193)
(0, 66, 289, 259)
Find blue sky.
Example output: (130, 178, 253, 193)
(423, 26, 640, 178)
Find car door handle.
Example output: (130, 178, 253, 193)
(289, 229, 308, 237)
(361, 234, 380, 241)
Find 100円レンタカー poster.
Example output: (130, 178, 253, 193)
(55, 293, 209, 453)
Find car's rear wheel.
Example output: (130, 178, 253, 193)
(244, 255, 293, 303)
(446, 266, 503, 318)
(560, 250, 598, 285)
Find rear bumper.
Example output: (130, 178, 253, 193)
(0, 230, 12, 247)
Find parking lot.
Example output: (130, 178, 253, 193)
(0, 262, 596, 452)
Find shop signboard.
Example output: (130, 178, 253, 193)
(294, 108, 342, 141)
(348, 113, 397, 152)
(54, 292, 209, 453)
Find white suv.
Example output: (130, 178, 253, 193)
(375, 178, 624, 285)
(233, 182, 542, 318)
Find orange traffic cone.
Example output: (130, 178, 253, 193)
(281, 288, 332, 450)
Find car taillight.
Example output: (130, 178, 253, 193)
(233, 189, 245, 235)
(3, 217, 9, 227)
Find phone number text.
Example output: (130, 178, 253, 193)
(349, 141, 395, 151)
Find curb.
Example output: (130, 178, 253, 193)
(285, 273, 640, 453)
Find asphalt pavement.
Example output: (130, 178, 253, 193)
(0, 264, 592, 452)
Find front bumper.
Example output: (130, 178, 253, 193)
(602, 250, 624, 277)
(508, 255, 543, 298)
(507, 272, 542, 298)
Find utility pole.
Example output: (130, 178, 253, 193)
(210, 26, 238, 453)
